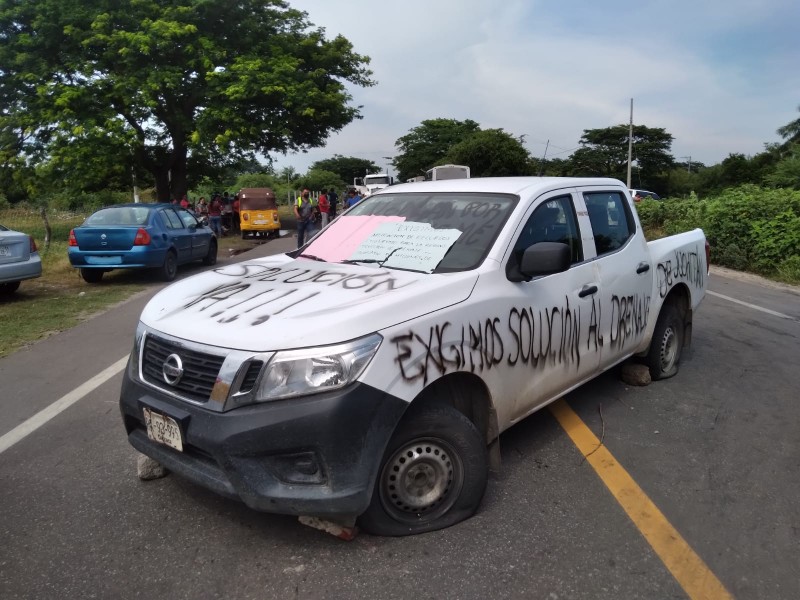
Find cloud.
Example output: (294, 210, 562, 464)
(274, 0, 799, 173)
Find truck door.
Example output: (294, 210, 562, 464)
(501, 191, 603, 420)
(579, 188, 653, 371)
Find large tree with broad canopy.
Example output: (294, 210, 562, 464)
(0, 0, 374, 200)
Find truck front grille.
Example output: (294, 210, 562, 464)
(141, 334, 225, 403)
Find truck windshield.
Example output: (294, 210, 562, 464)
(303, 192, 517, 273)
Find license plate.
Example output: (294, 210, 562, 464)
(254, 220, 268, 225)
(143, 407, 183, 452)
(86, 255, 122, 265)
(0, 245, 10, 256)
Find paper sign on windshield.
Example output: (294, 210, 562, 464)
(349, 222, 462, 273)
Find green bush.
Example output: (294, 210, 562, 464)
(46, 190, 133, 212)
(777, 255, 800, 282)
(638, 185, 800, 283)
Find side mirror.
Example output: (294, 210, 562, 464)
(514, 242, 571, 281)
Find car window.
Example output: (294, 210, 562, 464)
(584, 191, 636, 256)
(84, 206, 150, 226)
(507, 195, 582, 278)
(159, 208, 185, 230)
(176, 208, 199, 228)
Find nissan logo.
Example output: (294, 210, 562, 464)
(162, 353, 184, 386)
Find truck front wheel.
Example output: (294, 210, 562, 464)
(359, 403, 488, 536)
(646, 303, 684, 380)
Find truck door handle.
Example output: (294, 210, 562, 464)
(636, 262, 650, 274)
(578, 284, 598, 298)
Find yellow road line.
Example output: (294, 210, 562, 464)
(549, 399, 733, 600)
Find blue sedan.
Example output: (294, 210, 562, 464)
(68, 203, 217, 283)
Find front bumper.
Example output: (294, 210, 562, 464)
(120, 369, 408, 517)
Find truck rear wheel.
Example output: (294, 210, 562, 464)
(646, 303, 683, 380)
(358, 403, 488, 536)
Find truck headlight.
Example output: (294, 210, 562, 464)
(255, 334, 382, 401)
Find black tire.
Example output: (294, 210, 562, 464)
(0, 281, 21, 294)
(160, 251, 178, 282)
(241, 231, 248, 240)
(202, 239, 217, 266)
(80, 268, 103, 284)
(358, 403, 488, 536)
(646, 303, 684, 380)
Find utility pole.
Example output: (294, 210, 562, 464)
(538, 140, 550, 176)
(383, 156, 393, 180)
(626, 98, 633, 188)
(681, 156, 692, 173)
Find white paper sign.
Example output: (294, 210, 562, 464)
(348, 222, 462, 272)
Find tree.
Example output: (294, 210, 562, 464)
(0, 0, 374, 201)
(393, 118, 481, 181)
(569, 125, 674, 191)
(777, 105, 800, 146)
(300, 168, 346, 193)
(442, 129, 531, 177)
(765, 144, 800, 189)
(309, 155, 379, 184)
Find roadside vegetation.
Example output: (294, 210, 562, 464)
(637, 186, 800, 284)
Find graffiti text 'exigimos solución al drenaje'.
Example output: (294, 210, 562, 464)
(391, 293, 650, 386)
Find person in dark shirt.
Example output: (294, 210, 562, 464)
(328, 188, 339, 220)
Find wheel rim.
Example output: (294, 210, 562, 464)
(378, 437, 464, 524)
(659, 325, 678, 371)
(166, 255, 177, 277)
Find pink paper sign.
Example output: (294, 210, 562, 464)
(304, 215, 406, 262)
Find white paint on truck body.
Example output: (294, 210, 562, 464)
(138, 177, 706, 436)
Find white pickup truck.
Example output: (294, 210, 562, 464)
(120, 177, 707, 536)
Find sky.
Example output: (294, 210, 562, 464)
(271, 0, 800, 177)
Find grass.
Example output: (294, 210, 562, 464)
(0, 206, 255, 358)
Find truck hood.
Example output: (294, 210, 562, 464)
(140, 254, 478, 351)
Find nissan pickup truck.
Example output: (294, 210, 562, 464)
(120, 177, 707, 536)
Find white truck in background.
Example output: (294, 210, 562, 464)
(406, 164, 471, 183)
(353, 173, 394, 197)
(426, 164, 470, 180)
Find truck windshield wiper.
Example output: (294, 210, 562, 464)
(298, 253, 326, 262)
(340, 247, 401, 268)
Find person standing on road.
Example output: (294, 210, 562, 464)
(328, 187, 339, 220)
(345, 188, 362, 209)
(232, 194, 240, 233)
(318, 190, 330, 228)
(208, 194, 223, 238)
(294, 189, 316, 248)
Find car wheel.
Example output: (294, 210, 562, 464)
(160, 251, 178, 282)
(358, 403, 488, 536)
(0, 281, 21, 294)
(202, 239, 218, 266)
(646, 303, 683, 380)
(80, 269, 104, 284)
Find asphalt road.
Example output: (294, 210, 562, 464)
(1, 237, 798, 600)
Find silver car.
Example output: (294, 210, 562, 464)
(0, 224, 42, 294)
